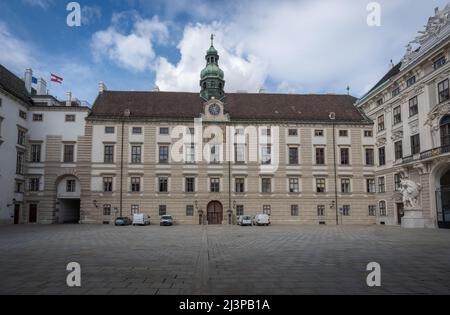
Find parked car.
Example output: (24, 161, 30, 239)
(253, 214, 271, 226)
(115, 217, 132, 226)
(237, 215, 253, 226)
(132, 214, 151, 226)
(160, 215, 174, 226)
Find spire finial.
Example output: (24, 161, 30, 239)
(211, 34, 215, 46)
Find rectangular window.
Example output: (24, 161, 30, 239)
(261, 146, 271, 164)
(341, 178, 351, 193)
(393, 106, 402, 125)
(159, 145, 169, 163)
(131, 205, 140, 215)
(394, 141, 403, 160)
(159, 205, 167, 216)
(316, 147, 325, 165)
(103, 204, 111, 216)
(65, 115, 75, 122)
(289, 177, 300, 193)
(376, 98, 383, 106)
(406, 76, 416, 87)
(342, 205, 350, 216)
(365, 148, 374, 166)
(379, 202, 387, 216)
(159, 127, 169, 135)
(32, 114, 43, 122)
(159, 177, 168, 193)
(315, 130, 324, 137)
(378, 177, 386, 193)
(19, 110, 27, 120)
(104, 145, 114, 163)
(263, 205, 271, 215)
(64, 144, 75, 163)
(364, 130, 373, 137)
(210, 178, 220, 193)
(392, 87, 400, 97)
(30, 144, 41, 163)
(368, 205, 377, 216)
(235, 178, 245, 193)
(235, 144, 245, 163)
(317, 205, 325, 217)
(131, 177, 141, 192)
(288, 129, 298, 136)
(103, 177, 113, 192)
(132, 127, 142, 134)
(15, 181, 23, 193)
(409, 96, 418, 117)
(18, 129, 26, 146)
(186, 205, 194, 216)
(66, 180, 76, 193)
(339, 130, 348, 137)
(105, 126, 115, 134)
(316, 178, 326, 193)
(185, 177, 195, 193)
(394, 174, 402, 191)
(289, 147, 299, 165)
(411, 134, 421, 155)
(131, 146, 142, 164)
(377, 115, 385, 132)
(262, 128, 271, 136)
(367, 178, 376, 193)
(340, 148, 349, 165)
(210, 144, 220, 163)
(434, 56, 446, 70)
(29, 178, 40, 192)
(378, 147, 386, 166)
(236, 205, 244, 216)
(438, 79, 449, 103)
(262, 178, 272, 193)
(291, 205, 299, 216)
(185, 143, 195, 163)
(16, 151, 24, 174)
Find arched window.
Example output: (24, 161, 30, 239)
(440, 115, 450, 146)
(203, 82, 206, 90)
(379, 201, 386, 217)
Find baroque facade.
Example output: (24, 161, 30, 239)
(357, 5, 450, 228)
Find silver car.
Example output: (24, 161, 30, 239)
(160, 215, 174, 226)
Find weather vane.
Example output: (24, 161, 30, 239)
(211, 34, 215, 46)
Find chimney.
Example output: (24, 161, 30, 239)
(66, 91, 72, 107)
(36, 78, 47, 95)
(99, 81, 107, 94)
(24, 68, 33, 94)
(435, 7, 439, 15)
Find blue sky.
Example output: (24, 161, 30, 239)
(0, 0, 448, 104)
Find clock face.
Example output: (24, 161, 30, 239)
(209, 104, 221, 116)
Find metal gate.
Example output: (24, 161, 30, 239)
(435, 187, 450, 229)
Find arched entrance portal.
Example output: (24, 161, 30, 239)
(56, 175, 81, 224)
(207, 201, 223, 225)
(437, 169, 450, 228)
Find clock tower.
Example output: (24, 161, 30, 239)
(200, 35, 225, 101)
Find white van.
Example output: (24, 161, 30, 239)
(253, 214, 271, 226)
(132, 214, 151, 226)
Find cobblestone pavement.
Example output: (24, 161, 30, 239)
(0, 224, 449, 295)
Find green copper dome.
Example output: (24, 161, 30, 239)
(200, 35, 225, 101)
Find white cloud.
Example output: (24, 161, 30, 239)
(81, 5, 102, 26)
(155, 22, 268, 93)
(91, 13, 169, 72)
(0, 21, 36, 72)
(22, 0, 53, 9)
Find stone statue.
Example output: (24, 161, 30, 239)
(400, 178, 422, 209)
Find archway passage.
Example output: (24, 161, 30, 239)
(59, 199, 80, 224)
(207, 201, 223, 225)
(56, 175, 81, 224)
(437, 169, 450, 228)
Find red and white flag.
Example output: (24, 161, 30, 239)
(50, 73, 63, 84)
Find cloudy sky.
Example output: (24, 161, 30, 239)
(0, 0, 447, 104)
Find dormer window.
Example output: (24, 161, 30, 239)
(434, 55, 446, 70)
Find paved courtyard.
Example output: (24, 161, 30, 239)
(0, 224, 449, 295)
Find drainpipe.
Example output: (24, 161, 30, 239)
(120, 119, 125, 218)
(331, 117, 339, 225)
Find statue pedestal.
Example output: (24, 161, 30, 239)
(402, 208, 425, 228)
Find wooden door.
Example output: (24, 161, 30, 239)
(29, 204, 37, 223)
(207, 201, 223, 225)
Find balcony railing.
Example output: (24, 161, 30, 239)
(402, 145, 450, 164)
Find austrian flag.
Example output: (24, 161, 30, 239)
(50, 73, 63, 84)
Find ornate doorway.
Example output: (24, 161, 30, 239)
(436, 169, 450, 228)
(207, 201, 223, 225)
